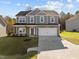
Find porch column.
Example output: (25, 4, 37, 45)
(16, 27, 19, 35)
(26, 27, 29, 37)
(33, 27, 37, 36)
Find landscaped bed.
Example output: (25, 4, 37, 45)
(60, 31, 79, 45)
(0, 37, 38, 59)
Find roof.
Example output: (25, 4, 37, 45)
(16, 10, 32, 16)
(16, 8, 59, 16)
(27, 8, 40, 15)
(44, 10, 59, 15)
(0, 16, 7, 26)
(67, 14, 79, 21)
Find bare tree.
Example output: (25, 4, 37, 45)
(26, 6, 32, 11)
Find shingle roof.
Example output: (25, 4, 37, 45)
(67, 14, 79, 21)
(16, 8, 59, 16)
(44, 10, 59, 15)
(27, 8, 59, 16)
(0, 16, 7, 26)
(16, 10, 32, 16)
(27, 8, 40, 15)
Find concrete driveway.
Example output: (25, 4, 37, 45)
(38, 36, 65, 52)
(38, 38, 79, 59)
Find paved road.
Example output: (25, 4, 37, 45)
(38, 36, 65, 52)
(38, 39, 79, 59)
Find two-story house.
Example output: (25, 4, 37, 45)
(13, 8, 60, 37)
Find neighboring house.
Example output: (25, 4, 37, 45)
(4, 16, 15, 36)
(66, 14, 79, 31)
(0, 16, 7, 37)
(13, 8, 60, 37)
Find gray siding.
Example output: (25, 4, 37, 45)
(27, 16, 30, 24)
(26, 16, 28, 23)
(44, 16, 48, 24)
(48, 16, 50, 24)
(66, 18, 79, 31)
(36, 16, 40, 24)
(16, 16, 59, 24)
(55, 16, 59, 23)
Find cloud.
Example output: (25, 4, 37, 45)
(25, 4, 29, 7)
(67, 0, 72, 3)
(76, 0, 79, 2)
(34, 1, 63, 12)
(16, 3, 21, 6)
(66, 3, 74, 9)
(16, 3, 30, 7)
(0, 1, 11, 4)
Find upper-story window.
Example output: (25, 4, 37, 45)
(40, 16, 44, 23)
(30, 16, 34, 23)
(50, 17, 55, 23)
(18, 17, 26, 23)
(20, 19, 22, 23)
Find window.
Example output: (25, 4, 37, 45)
(19, 17, 26, 23)
(50, 17, 55, 23)
(40, 16, 44, 23)
(19, 28, 26, 34)
(22, 17, 26, 23)
(30, 16, 34, 23)
(20, 20, 22, 23)
(22, 18, 25, 22)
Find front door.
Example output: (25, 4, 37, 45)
(18, 28, 26, 36)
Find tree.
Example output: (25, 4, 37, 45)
(60, 11, 65, 17)
(75, 10, 79, 14)
(25, 6, 32, 11)
(59, 12, 73, 30)
(4, 16, 16, 36)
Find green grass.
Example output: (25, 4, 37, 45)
(0, 51, 37, 59)
(0, 37, 38, 59)
(60, 31, 79, 44)
(26, 51, 37, 59)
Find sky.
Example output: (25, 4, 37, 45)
(0, 0, 79, 17)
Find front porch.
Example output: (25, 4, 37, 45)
(13, 25, 38, 37)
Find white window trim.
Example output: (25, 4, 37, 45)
(50, 17, 55, 23)
(30, 16, 34, 23)
(18, 28, 26, 34)
(22, 17, 26, 23)
(19, 16, 26, 23)
(40, 16, 44, 23)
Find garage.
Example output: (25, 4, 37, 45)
(38, 28, 58, 36)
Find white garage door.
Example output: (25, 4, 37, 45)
(39, 28, 57, 36)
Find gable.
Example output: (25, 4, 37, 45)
(0, 19, 5, 27)
(0, 17, 6, 27)
(27, 8, 40, 15)
(27, 9, 48, 16)
(36, 10, 47, 15)
(27, 8, 58, 16)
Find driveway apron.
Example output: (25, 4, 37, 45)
(38, 36, 65, 52)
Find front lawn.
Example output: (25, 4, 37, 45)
(60, 31, 79, 44)
(26, 51, 37, 59)
(0, 37, 38, 59)
(0, 51, 37, 59)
